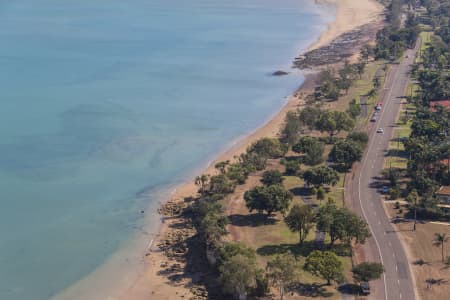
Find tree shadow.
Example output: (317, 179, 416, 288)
(425, 278, 449, 289)
(338, 283, 361, 295)
(290, 186, 312, 197)
(256, 241, 316, 257)
(329, 243, 352, 257)
(412, 259, 430, 266)
(290, 282, 334, 298)
(228, 213, 277, 227)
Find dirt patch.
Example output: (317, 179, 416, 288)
(385, 204, 450, 300)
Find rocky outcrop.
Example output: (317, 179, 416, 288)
(294, 22, 380, 69)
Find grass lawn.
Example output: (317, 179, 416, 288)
(330, 60, 386, 117)
(416, 31, 433, 64)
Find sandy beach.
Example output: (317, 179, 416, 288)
(54, 1, 384, 300)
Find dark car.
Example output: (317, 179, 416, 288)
(360, 282, 370, 295)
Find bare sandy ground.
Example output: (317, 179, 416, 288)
(54, 1, 385, 300)
(308, 0, 384, 51)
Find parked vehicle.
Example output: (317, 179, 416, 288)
(371, 116, 377, 122)
(360, 282, 371, 295)
(382, 186, 389, 194)
(377, 128, 384, 133)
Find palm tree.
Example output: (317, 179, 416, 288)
(433, 233, 448, 263)
(195, 174, 209, 195)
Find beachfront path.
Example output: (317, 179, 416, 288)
(346, 40, 421, 300)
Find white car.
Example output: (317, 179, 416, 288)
(377, 128, 384, 133)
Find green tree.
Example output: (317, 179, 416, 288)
(352, 262, 384, 282)
(319, 69, 340, 100)
(338, 60, 355, 94)
(215, 160, 230, 174)
(356, 61, 366, 79)
(304, 250, 344, 285)
(292, 136, 316, 153)
(316, 111, 354, 140)
(347, 131, 369, 146)
(282, 111, 302, 145)
(316, 204, 370, 247)
(248, 138, 287, 158)
(261, 170, 284, 186)
(191, 199, 228, 248)
(244, 185, 293, 216)
(316, 203, 339, 244)
(200, 210, 228, 247)
(299, 106, 323, 132)
(195, 174, 209, 195)
(302, 166, 339, 187)
(347, 99, 362, 118)
(433, 233, 449, 263)
(406, 189, 419, 231)
(227, 163, 248, 185)
(329, 139, 363, 169)
(282, 159, 300, 175)
(217, 242, 256, 267)
(266, 253, 300, 300)
(284, 204, 315, 245)
(209, 174, 235, 195)
(293, 137, 324, 165)
(317, 186, 326, 202)
(219, 254, 259, 300)
(239, 151, 267, 172)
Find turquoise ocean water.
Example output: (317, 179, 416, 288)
(0, 1, 334, 299)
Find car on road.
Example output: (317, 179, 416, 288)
(360, 282, 370, 295)
(377, 128, 384, 133)
(370, 116, 377, 122)
(375, 105, 382, 111)
(382, 186, 389, 194)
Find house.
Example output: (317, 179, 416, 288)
(430, 100, 450, 112)
(436, 186, 450, 214)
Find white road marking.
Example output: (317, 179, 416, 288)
(389, 242, 392, 247)
(400, 293, 402, 299)
(355, 48, 420, 300)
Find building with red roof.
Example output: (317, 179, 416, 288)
(430, 100, 450, 112)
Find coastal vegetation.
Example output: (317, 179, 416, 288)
(380, 0, 450, 221)
(154, 0, 450, 298)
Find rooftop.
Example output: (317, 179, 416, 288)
(430, 100, 450, 112)
(437, 186, 450, 196)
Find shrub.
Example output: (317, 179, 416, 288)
(347, 131, 369, 146)
(390, 187, 400, 200)
(283, 159, 300, 175)
(261, 170, 284, 186)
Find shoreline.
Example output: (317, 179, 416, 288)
(52, 1, 384, 299)
(126, 1, 384, 299)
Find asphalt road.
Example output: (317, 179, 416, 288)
(346, 40, 421, 300)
